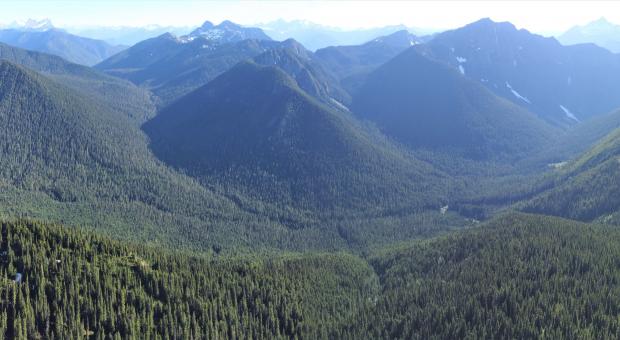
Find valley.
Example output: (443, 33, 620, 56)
(1, 6, 620, 338)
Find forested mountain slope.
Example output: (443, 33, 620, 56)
(95, 21, 279, 104)
(528, 107, 620, 168)
(0, 42, 155, 123)
(523, 125, 620, 222)
(0, 59, 294, 252)
(0, 219, 377, 339)
(252, 42, 351, 106)
(0, 56, 467, 253)
(144, 61, 451, 213)
(3, 213, 620, 339)
(351, 47, 558, 161)
(341, 213, 620, 339)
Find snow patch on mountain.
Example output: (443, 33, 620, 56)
(458, 65, 465, 75)
(456, 56, 467, 63)
(182, 20, 271, 44)
(178, 36, 196, 44)
(7, 18, 54, 31)
(196, 28, 224, 40)
(560, 105, 579, 122)
(330, 98, 350, 111)
(505, 82, 531, 104)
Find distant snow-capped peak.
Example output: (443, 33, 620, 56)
(8, 18, 54, 31)
(181, 20, 271, 44)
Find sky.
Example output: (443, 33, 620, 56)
(2, 0, 620, 35)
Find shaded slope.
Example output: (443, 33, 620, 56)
(421, 18, 620, 125)
(96, 33, 284, 104)
(252, 40, 351, 106)
(0, 59, 464, 253)
(351, 47, 558, 160)
(0, 60, 258, 250)
(315, 30, 419, 79)
(144, 61, 450, 212)
(315, 30, 419, 94)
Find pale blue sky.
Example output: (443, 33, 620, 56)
(1, 0, 620, 34)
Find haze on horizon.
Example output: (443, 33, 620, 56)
(2, 0, 620, 35)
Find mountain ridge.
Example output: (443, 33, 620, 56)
(419, 18, 620, 125)
(144, 60, 452, 212)
(0, 26, 125, 65)
(351, 46, 559, 161)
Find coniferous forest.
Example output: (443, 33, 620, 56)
(3, 2, 620, 338)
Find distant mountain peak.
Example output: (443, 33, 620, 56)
(473, 17, 494, 25)
(158, 32, 178, 40)
(185, 19, 271, 43)
(158, 32, 176, 38)
(198, 20, 214, 29)
(371, 30, 419, 47)
(466, 17, 516, 31)
(559, 16, 620, 52)
(279, 38, 310, 56)
(0, 21, 125, 65)
(11, 18, 54, 31)
(592, 17, 612, 26)
(218, 20, 239, 29)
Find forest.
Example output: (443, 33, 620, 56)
(3, 214, 620, 339)
(2, 4, 620, 338)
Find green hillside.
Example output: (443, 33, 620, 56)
(144, 61, 451, 214)
(0, 42, 155, 123)
(4, 213, 620, 338)
(523, 125, 620, 222)
(0, 219, 377, 339)
(341, 213, 620, 339)
(0, 59, 269, 252)
(0, 58, 468, 253)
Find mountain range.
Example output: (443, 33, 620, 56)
(188, 20, 272, 43)
(4, 14, 620, 338)
(0, 19, 125, 65)
(66, 24, 194, 46)
(417, 18, 620, 126)
(558, 17, 620, 53)
(4, 17, 620, 249)
(315, 30, 421, 94)
(258, 19, 417, 51)
(95, 21, 282, 104)
(351, 46, 558, 160)
(144, 61, 447, 212)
